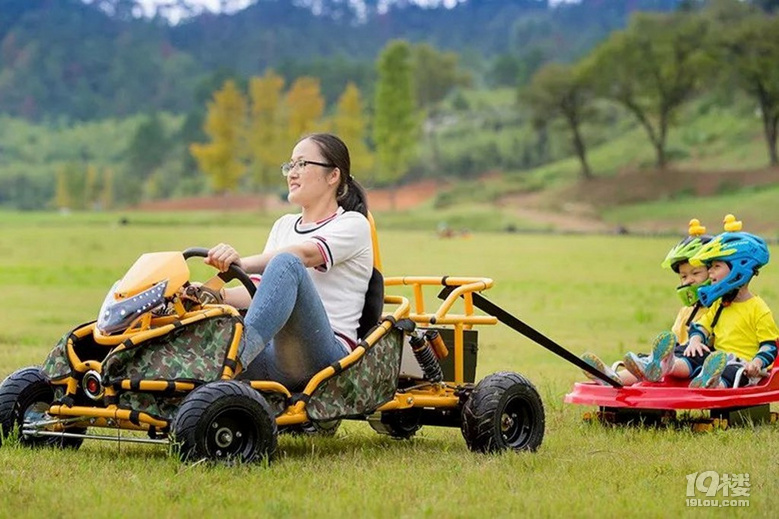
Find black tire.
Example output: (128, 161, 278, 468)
(461, 371, 544, 453)
(368, 409, 422, 439)
(0, 367, 85, 449)
(282, 419, 342, 437)
(172, 381, 277, 463)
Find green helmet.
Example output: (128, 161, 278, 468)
(661, 219, 713, 273)
(662, 219, 713, 306)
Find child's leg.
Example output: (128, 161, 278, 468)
(623, 352, 649, 382)
(580, 352, 622, 385)
(671, 344, 708, 380)
(719, 356, 748, 388)
(643, 331, 676, 382)
(690, 351, 727, 389)
(663, 342, 702, 379)
(617, 369, 639, 386)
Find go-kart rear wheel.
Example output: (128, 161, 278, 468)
(172, 381, 277, 463)
(0, 367, 85, 449)
(461, 371, 544, 453)
(368, 409, 422, 439)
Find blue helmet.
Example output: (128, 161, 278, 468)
(688, 231, 770, 307)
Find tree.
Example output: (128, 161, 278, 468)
(54, 166, 71, 210)
(373, 40, 418, 207)
(84, 164, 99, 209)
(411, 43, 470, 175)
(246, 70, 288, 204)
(489, 54, 522, 88)
(411, 43, 471, 110)
(57, 162, 86, 210)
(126, 113, 169, 183)
(333, 82, 374, 178)
(286, 76, 325, 140)
(582, 12, 711, 169)
(522, 63, 596, 179)
(751, 0, 779, 12)
(102, 167, 114, 210)
(190, 79, 247, 193)
(714, 12, 779, 166)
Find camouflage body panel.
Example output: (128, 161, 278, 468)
(307, 327, 403, 421)
(41, 333, 71, 381)
(102, 316, 236, 385)
(260, 391, 288, 417)
(41, 322, 104, 382)
(118, 392, 184, 421)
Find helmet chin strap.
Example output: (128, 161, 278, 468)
(722, 288, 739, 305)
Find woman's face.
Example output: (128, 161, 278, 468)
(285, 138, 338, 207)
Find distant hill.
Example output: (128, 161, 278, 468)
(0, 0, 681, 121)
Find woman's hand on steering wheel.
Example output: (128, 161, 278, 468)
(206, 243, 242, 272)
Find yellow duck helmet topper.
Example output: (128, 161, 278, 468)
(722, 213, 742, 233)
(661, 218, 713, 272)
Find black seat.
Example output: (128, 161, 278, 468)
(357, 267, 384, 340)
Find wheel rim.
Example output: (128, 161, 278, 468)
(204, 407, 261, 460)
(23, 401, 50, 426)
(500, 395, 535, 449)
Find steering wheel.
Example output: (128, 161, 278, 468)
(182, 247, 257, 299)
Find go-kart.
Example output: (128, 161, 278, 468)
(0, 221, 550, 463)
(565, 358, 779, 429)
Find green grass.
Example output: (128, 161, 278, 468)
(1, 217, 778, 516)
(601, 184, 779, 240)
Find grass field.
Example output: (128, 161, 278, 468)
(1, 214, 778, 517)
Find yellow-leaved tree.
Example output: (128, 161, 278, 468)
(84, 164, 99, 209)
(190, 79, 247, 193)
(286, 77, 325, 140)
(333, 82, 374, 181)
(54, 165, 70, 211)
(246, 70, 288, 205)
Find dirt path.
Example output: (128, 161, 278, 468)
(497, 192, 613, 233)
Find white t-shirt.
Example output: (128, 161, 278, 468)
(263, 206, 373, 347)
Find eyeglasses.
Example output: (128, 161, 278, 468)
(281, 159, 335, 177)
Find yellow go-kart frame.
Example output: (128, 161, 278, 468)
(0, 222, 546, 463)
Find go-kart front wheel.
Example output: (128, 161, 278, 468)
(172, 381, 277, 463)
(461, 371, 544, 453)
(0, 367, 85, 449)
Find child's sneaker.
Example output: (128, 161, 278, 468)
(689, 351, 727, 389)
(581, 352, 621, 385)
(643, 331, 676, 382)
(622, 352, 650, 381)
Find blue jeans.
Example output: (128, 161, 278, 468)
(238, 252, 350, 389)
